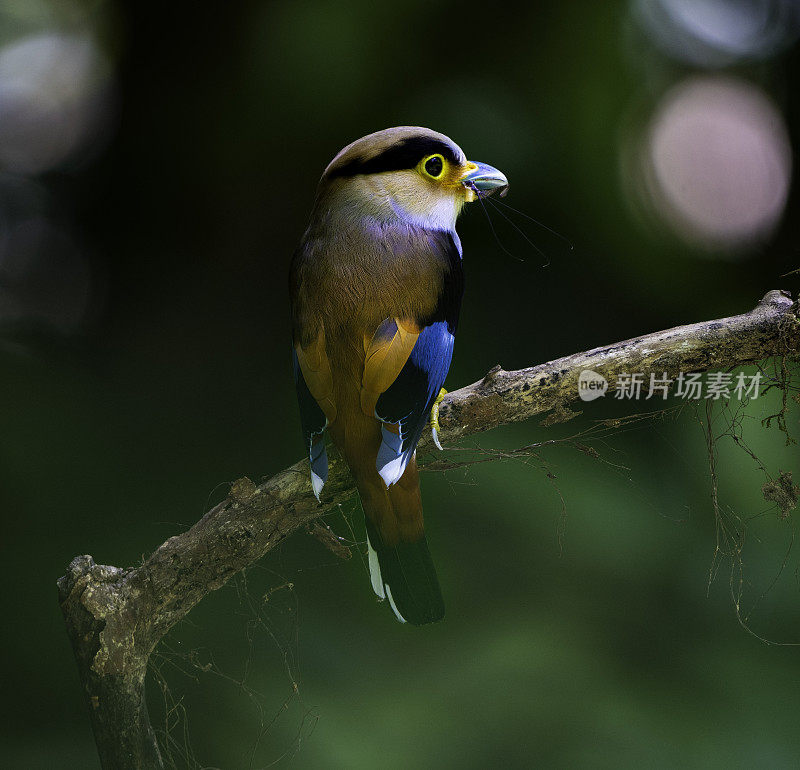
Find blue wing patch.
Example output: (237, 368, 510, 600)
(293, 348, 328, 499)
(374, 321, 455, 486)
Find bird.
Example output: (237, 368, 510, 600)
(289, 126, 508, 625)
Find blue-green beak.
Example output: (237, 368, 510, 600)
(461, 161, 509, 197)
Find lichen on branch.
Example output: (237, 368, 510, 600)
(58, 289, 798, 769)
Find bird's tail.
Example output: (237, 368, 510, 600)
(365, 520, 444, 625)
(357, 458, 444, 625)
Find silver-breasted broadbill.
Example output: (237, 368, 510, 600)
(289, 127, 508, 625)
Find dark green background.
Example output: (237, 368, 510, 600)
(2, 0, 799, 767)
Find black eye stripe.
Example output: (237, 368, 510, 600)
(326, 137, 461, 179)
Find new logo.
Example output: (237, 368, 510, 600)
(578, 370, 608, 401)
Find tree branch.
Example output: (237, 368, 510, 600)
(58, 289, 799, 768)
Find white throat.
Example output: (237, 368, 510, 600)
(328, 172, 463, 233)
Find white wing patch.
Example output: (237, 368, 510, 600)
(310, 469, 325, 501)
(376, 420, 409, 488)
(308, 422, 328, 501)
(378, 453, 409, 488)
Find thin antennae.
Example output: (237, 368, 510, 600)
(489, 196, 575, 251)
(468, 183, 524, 263)
(482, 194, 551, 266)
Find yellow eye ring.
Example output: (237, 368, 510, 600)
(421, 154, 446, 179)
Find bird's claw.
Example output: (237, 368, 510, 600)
(430, 388, 447, 451)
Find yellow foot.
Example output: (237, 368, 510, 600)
(430, 388, 448, 451)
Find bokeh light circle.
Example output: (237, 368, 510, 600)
(634, 0, 800, 67)
(632, 76, 791, 253)
(0, 32, 112, 175)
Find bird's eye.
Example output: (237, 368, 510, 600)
(423, 154, 445, 179)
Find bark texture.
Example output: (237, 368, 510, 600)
(58, 290, 798, 768)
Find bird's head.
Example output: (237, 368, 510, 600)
(313, 126, 508, 232)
